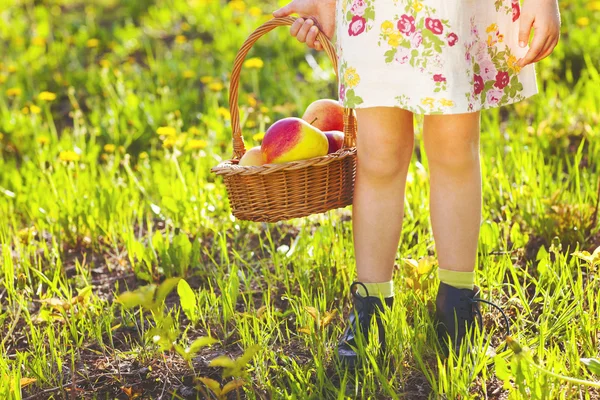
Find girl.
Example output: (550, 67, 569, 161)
(273, 0, 560, 366)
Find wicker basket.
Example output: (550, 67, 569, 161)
(211, 16, 358, 223)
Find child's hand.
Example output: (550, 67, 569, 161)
(272, 0, 336, 51)
(517, 0, 561, 67)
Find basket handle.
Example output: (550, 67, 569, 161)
(228, 16, 357, 160)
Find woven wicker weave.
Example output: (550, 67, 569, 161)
(211, 16, 358, 222)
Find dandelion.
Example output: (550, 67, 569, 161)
(249, 6, 262, 17)
(217, 107, 231, 120)
(208, 82, 224, 91)
(31, 37, 46, 47)
(343, 67, 360, 88)
(252, 132, 265, 141)
(200, 76, 213, 83)
(577, 17, 589, 27)
(21, 107, 30, 115)
(183, 70, 195, 79)
(175, 35, 187, 44)
(100, 59, 111, 68)
(162, 137, 177, 149)
(228, 0, 246, 12)
(187, 139, 208, 150)
(30, 105, 41, 114)
(104, 144, 116, 153)
(6, 88, 22, 97)
(38, 91, 57, 101)
(86, 38, 99, 48)
(247, 95, 257, 108)
(157, 126, 177, 136)
(243, 57, 264, 69)
(188, 127, 201, 135)
(59, 150, 80, 162)
(37, 136, 50, 145)
(589, 1, 600, 11)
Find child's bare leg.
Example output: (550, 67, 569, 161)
(353, 107, 414, 284)
(422, 112, 481, 277)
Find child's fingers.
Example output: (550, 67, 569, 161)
(290, 17, 305, 37)
(306, 25, 319, 48)
(314, 40, 322, 51)
(517, 28, 546, 67)
(272, 2, 294, 18)
(531, 35, 558, 63)
(295, 18, 314, 43)
(518, 13, 534, 48)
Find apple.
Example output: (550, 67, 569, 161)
(261, 117, 328, 164)
(238, 146, 264, 166)
(302, 99, 344, 132)
(324, 130, 344, 154)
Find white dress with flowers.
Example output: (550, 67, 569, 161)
(334, 0, 538, 114)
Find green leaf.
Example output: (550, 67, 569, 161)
(221, 379, 245, 395)
(581, 358, 600, 375)
(494, 355, 510, 381)
(197, 377, 221, 394)
(209, 355, 237, 369)
(177, 279, 197, 322)
(186, 336, 218, 356)
(116, 284, 157, 309)
(154, 277, 182, 306)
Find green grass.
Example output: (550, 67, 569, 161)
(1, 0, 600, 398)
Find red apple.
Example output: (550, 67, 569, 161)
(302, 99, 344, 132)
(324, 130, 344, 154)
(261, 117, 328, 164)
(238, 146, 264, 166)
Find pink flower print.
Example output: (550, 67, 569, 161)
(473, 74, 484, 95)
(486, 89, 503, 105)
(473, 41, 488, 63)
(433, 74, 446, 83)
(447, 32, 458, 47)
(339, 84, 346, 101)
(512, 0, 521, 22)
(494, 71, 510, 89)
(350, 0, 367, 17)
(395, 47, 411, 64)
(425, 17, 443, 35)
(479, 58, 498, 81)
(397, 14, 416, 35)
(348, 15, 366, 36)
(410, 30, 423, 48)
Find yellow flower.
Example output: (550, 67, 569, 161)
(507, 55, 521, 73)
(438, 98, 454, 107)
(157, 126, 177, 136)
(252, 132, 265, 141)
(246, 120, 257, 128)
(100, 59, 111, 68)
(36, 135, 50, 145)
(38, 91, 57, 101)
(188, 127, 201, 135)
(486, 35, 497, 47)
(260, 106, 269, 113)
(59, 151, 80, 162)
(86, 38, 99, 48)
(162, 137, 177, 149)
(200, 76, 213, 83)
(8, 65, 17, 73)
(486, 23, 498, 33)
(0, 133, 3, 140)
(249, 6, 262, 16)
(6, 88, 22, 97)
(588, 1, 600, 11)
(381, 20, 394, 36)
(228, 0, 246, 12)
(175, 35, 187, 44)
(30, 105, 41, 114)
(421, 97, 435, 108)
(343, 67, 360, 88)
(208, 82, 224, 91)
(0, 74, 6, 84)
(244, 57, 264, 69)
(21, 107, 30, 115)
(183, 70, 195, 79)
(412, 1, 423, 11)
(247, 94, 257, 108)
(576, 17, 589, 27)
(187, 139, 208, 149)
(388, 32, 402, 47)
(31, 37, 46, 47)
(217, 107, 231, 120)
(139, 151, 149, 159)
(104, 144, 116, 153)
(497, 33, 504, 43)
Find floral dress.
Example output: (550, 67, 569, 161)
(335, 0, 538, 114)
